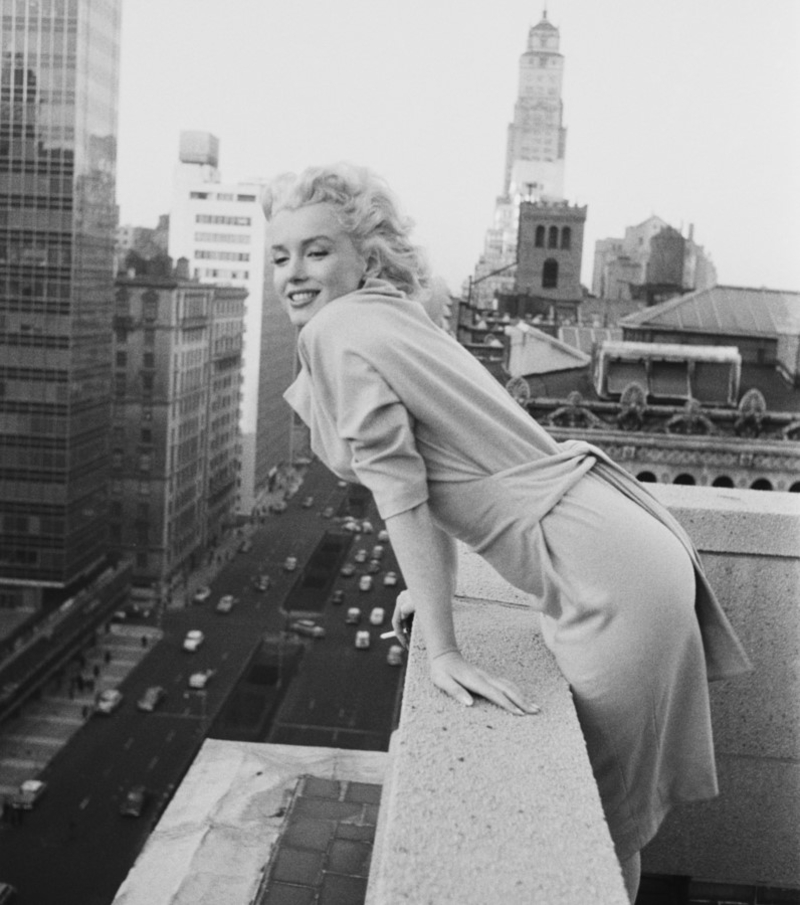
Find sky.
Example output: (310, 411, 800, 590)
(116, 0, 800, 294)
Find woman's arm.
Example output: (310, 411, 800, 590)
(386, 502, 539, 716)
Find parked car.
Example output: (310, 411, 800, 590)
(284, 555, 298, 572)
(354, 548, 368, 563)
(136, 685, 166, 713)
(386, 644, 404, 667)
(322, 506, 335, 519)
(239, 538, 253, 554)
(182, 629, 205, 652)
(330, 589, 345, 605)
(119, 785, 149, 818)
(366, 559, 381, 574)
(301, 495, 314, 508)
(369, 607, 385, 626)
(188, 669, 215, 689)
(271, 500, 288, 514)
(345, 607, 362, 625)
(289, 619, 326, 639)
(383, 571, 399, 587)
(358, 575, 373, 592)
(371, 544, 385, 560)
(215, 594, 235, 614)
(340, 563, 356, 577)
(95, 688, 123, 715)
(192, 586, 211, 604)
(377, 529, 390, 543)
(355, 630, 371, 650)
(12, 779, 47, 810)
(361, 520, 374, 534)
(252, 574, 272, 592)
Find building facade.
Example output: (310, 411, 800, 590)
(0, 0, 121, 612)
(168, 132, 268, 517)
(470, 12, 568, 307)
(110, 275, 246, 601)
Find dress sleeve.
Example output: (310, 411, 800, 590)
(334, 347, 429, 519)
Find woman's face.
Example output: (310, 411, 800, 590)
(270, 203, 368, 328)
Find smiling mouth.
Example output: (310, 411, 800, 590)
(288, 290, 319, 306)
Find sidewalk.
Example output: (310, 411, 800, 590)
(0, 624, 161, 799)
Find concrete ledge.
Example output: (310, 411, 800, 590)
(366, 560, 628, 905)
(113, 741, 387, 905)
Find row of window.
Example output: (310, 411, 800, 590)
(636, 472, 800, 492)
(534, 225, 571, 250)
(194, 232, 250, 244)
(190, 192, 256, 203)
(195, 214, 251, 226)
(194, 250, 250, 262)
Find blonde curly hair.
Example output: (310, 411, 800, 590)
(262, 163, 429, 297)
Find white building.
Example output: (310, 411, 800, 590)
(168, 132, 268, 516)
(470, 12, 569, 307)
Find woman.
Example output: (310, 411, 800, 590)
(264, 164, 751, 901)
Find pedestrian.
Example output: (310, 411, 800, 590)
(262, 164, 752, 903)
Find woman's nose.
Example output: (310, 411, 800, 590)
(286, 256, 306, 282)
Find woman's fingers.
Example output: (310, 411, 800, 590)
(430, 653, 540, 715)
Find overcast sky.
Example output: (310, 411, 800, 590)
(116, 0, 800, 294)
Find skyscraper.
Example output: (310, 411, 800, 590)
(0, 0, 122, 611)
(470, 12, 568, 306)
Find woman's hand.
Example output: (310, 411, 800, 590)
(429, 650, 540, 716)
(391, 589, 416, 650)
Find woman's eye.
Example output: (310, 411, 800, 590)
(272, 255, 288, 266)
(308, 249, 328, 259)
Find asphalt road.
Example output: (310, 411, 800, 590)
(0, 461, 407, 905)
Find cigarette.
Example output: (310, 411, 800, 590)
(380, 630, 397, 639)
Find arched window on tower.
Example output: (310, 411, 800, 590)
(542, 259, 558, 289)
(561, 227, 572, 250)
(548, 226, 559, 249)
(535, 225, 545, 248)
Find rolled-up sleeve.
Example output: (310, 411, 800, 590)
(335, 349, 429, 519)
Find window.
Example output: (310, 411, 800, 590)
(195, 214, 251, 226)
(548, 226, 559, 249)
(143, 352, 155, 369)
(114, 374, 126, 397)
(141, 374, 154, 395)
(561, 227, 571, 250)
(140, 428, 152, 444)
(144, 328, 155, 347)
(535, 225, 545, 248)
(542, 259, 558, 289)
(115, 351, 127, 367)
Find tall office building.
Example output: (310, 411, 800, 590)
(0, 1, 122, 611)
(168, 132, 269, 517)
(471, 12, 568, 307)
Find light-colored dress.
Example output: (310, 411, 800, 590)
(285, 279, 751, 859)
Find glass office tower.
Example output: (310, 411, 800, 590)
(0, 0, 121, 609)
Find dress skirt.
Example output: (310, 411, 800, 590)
(537, 472, 717, 860)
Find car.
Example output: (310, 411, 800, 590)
(182, 629, 205, 652)
(361, 520, 374, 534)
(345, 607, 361, 625)
(12, 779, 47, 810)
(192, 586, 211, 604)
(271, 500, 288, 513)
(120, 784, 149, 818)
(383, 571, 399, 587)
(386, 644, 404, 667)
(238, 538, 253, 553)
(215, 594, 235, 614)
(95, 688, 123, 715)
(284, 556, 298, 572)
(353, 548, 368, 563)
(340, 563, 356, 577)
(369, 607, 385, 626)
(137, 685, 166, 712)
(377, 529, 390, 543)
(358, 575, 373, 592)
(371, 544, 385, 560)
(330, 589, 346, 605)
(252, 574, 272, 592)
(188, 669, 215, 689)
(301, 495, 314, 508)
(355, 630, 371, 650)
(322, 506, 335, 519)
(337, 480, 347, 488)
(366, 559, 381, 574)
(289, 619, 326, 639)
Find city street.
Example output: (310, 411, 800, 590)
(0, 461, 407, 905)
